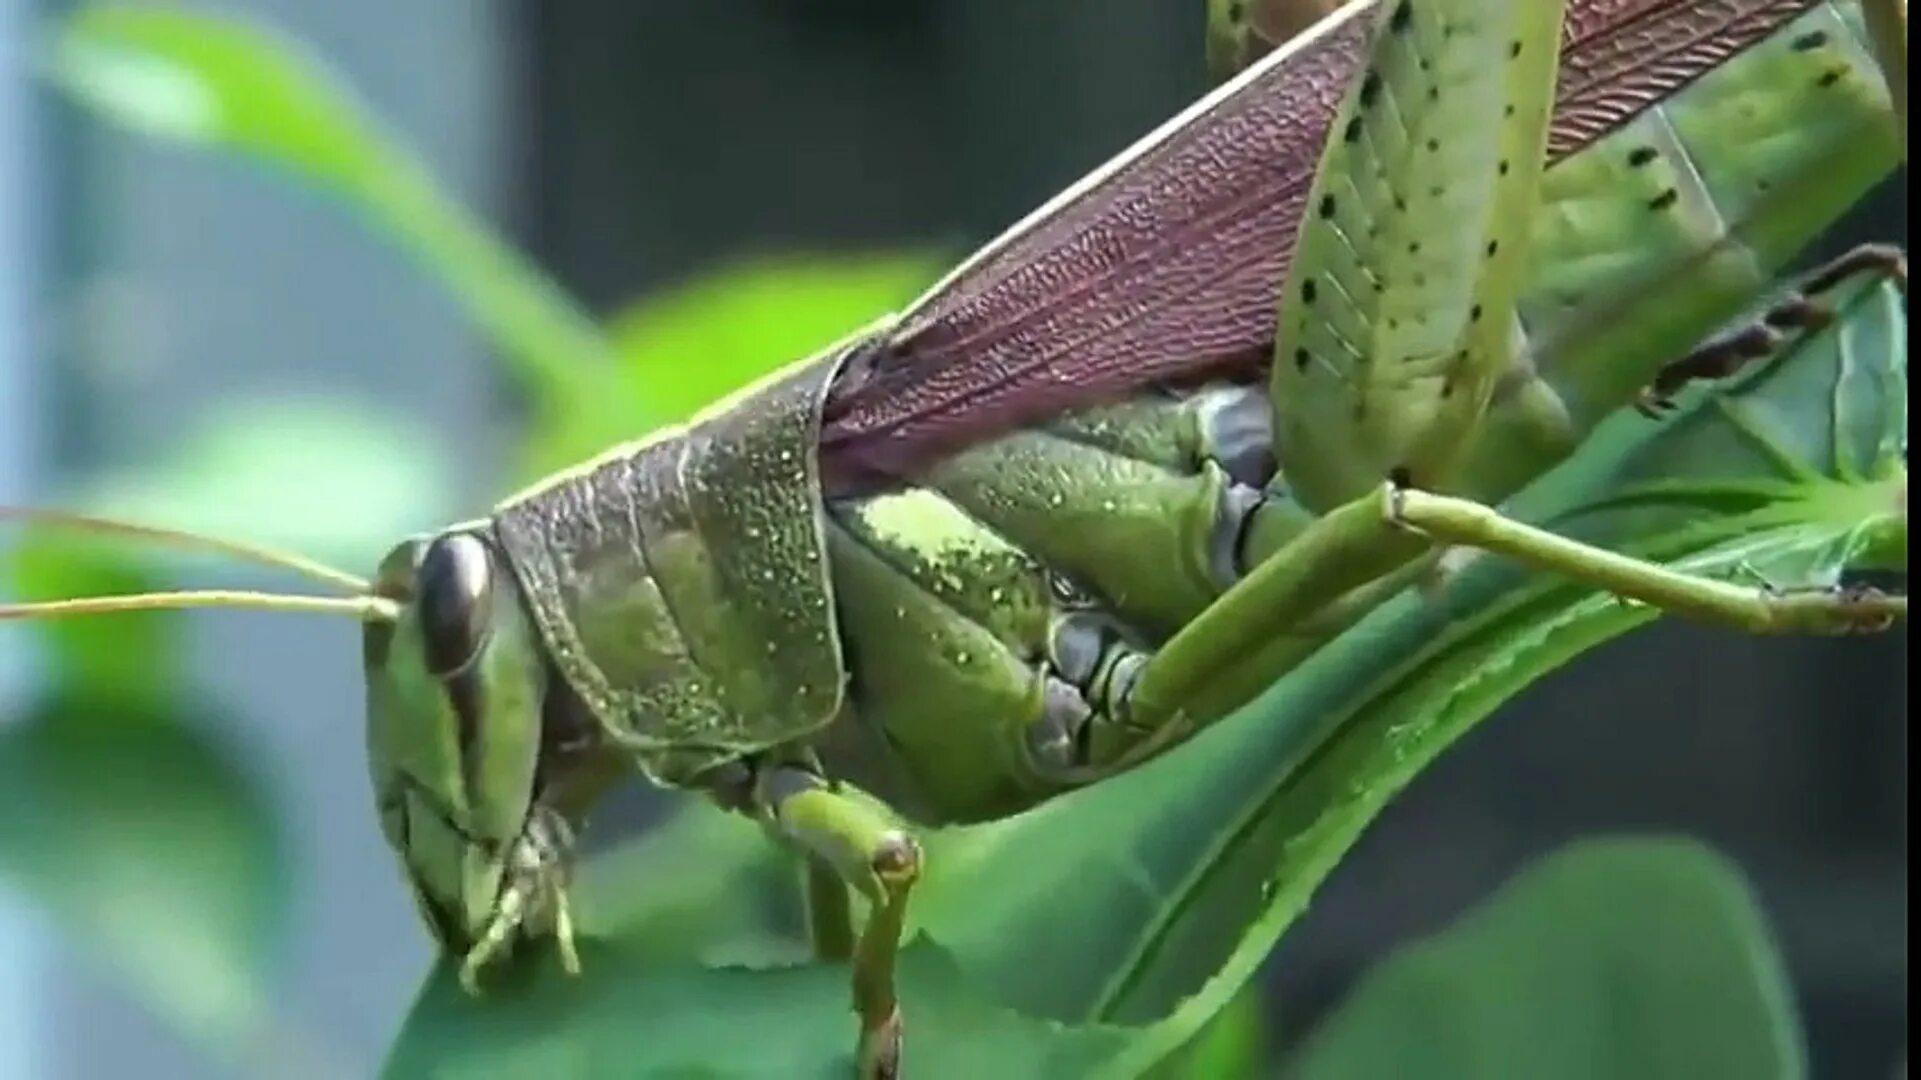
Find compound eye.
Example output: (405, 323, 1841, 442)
(416, 533, 494, 677)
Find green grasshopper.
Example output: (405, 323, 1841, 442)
(3, 1, 1910, 1075)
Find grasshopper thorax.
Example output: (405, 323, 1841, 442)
(362, 528, 558, 954)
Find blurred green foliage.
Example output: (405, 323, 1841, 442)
(48, 4, 628, 472)
(1291, 838, 1804, 1080)
(607, 252, 948, 426)
(0, 539, 288, 1062)
(0, 4, 1905, 1079)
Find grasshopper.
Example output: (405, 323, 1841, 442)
(3, 1, 1909, 1075)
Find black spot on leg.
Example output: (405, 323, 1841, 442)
(1627, 146, 1658, 167)
(1389, 466, 1413, 488)
(1648, 188, 1680, 211)
(1817, 68, 1845, 88)
(1390, 2, 1412, 33)
(1301, 278, 1318, 304)
(1359, 72, 1382, 108)
(1792, 30, 1829, 51)
(1470, 304, 1483, 322)
(1344, 116, 1364, 143)
(1294, 347, 1311, 371)
(1318, 194, 1337, 218)
(1426, 137, 1440, 152)
(1509, 40, 1522, 59)
(1486, 240, 1500, 257)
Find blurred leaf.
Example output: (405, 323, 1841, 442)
(0, 539, 290, 1060)
(0, 693, 288, 1056)
(48, 8, 958, 480)
(47, 4, 636, 466)
(573, 802, 810, 972)
(384, 276, 1904, 1077)
(607, 253, 943, 425)
(4, 534, 188, 698)
(66, 396, 456, 575)
(1291, 837, 1804, 1080)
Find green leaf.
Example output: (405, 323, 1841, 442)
(383, 274, 1904, 1077)
(0, 539, 290, 1061)
(387, 940, 1131, 1080)
(1291, 837, 1804, 1080)
(0, 692, 289, 1057)
(47, 4, 635, 466)
(64, 397, 456, 575)
(1148, 985, 1271, 1080)
(571, 802, 810, 972)
(607, 253, 944, 426)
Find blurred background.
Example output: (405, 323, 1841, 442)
(0, 2, 1906, 1077)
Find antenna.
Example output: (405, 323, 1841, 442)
(0, 506, 398, 623)
(0, 590, 399, 622)
(0, 506, 371, 593)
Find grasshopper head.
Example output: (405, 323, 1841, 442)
(362, 529, 554, 959)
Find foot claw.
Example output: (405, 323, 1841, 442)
(553, 890, 582, 977)
(858, 1008, 904, 1080)
(1835, 585, 1905, 634)
(1633, 389, 1676, 419)
(1759, 581, 1907, 634)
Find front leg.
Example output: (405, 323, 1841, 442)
(751, 761, 920, 1080)
(1637, 246, 1909, 415)
(457, 803, 582, 992)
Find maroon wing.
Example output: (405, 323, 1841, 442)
(820, 0, 1823, 482)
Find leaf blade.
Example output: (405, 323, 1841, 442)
(1292, 837, 1805, 1080)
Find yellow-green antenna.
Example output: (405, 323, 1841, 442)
(0, 505, 397, 623)
(0, 506, 371, 592)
